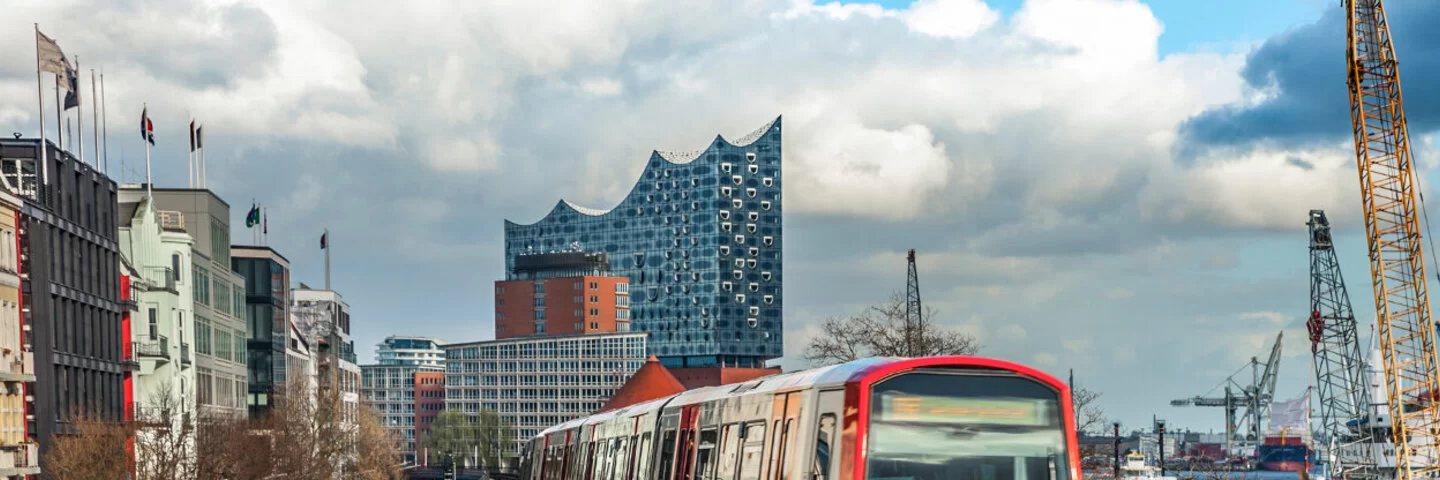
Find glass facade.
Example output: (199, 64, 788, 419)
(443, 332, 648, 462)
(503, 118, 783, 368)
(231, 248, 290, 417)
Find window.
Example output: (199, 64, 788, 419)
(761, 201, 772, 210)
(748, 164, 759, 174)
(148, 307, 158, 340)
(696, 427, 719, 480)
(172, 254, 182, 284)
(763, 177, 773, 187)
(738, 422, 766, 480)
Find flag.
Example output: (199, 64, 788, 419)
(245, 203, 259, 228)
(263, 208, 267, 234)
(140, 107, 155, 145)
(36, 29, 69, 77)
(196, 126, 203, 149)
(320, 232, 327, 250)
(189, 120, 196, 152)
(62, 69, 79, 110)
(1267, 392, 1310, 434)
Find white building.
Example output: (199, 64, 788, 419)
(129, 187, 249, 419)
(443, 332, 647, 467)
(377, 336, 446, 367)
(117, 195, 198, 467)
(291, 287, 360, 423)
(284, 319, 318, 410)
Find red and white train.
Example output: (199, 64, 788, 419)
(519, 356, 1081, 480)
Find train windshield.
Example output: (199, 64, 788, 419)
(867, 372, 1070, 480)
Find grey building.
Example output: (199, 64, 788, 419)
(443, 332, 647, 467)
(362, 363, 444, 463)
(231, 245, 291, 417)
(0, 139, 124, 456)
(126, 188, 249, 417)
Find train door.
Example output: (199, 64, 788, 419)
(766, 392, 802, 480)
(675, 404, 701, 480)
(657, 411, 682, 480)
(808, 390, 842, 480)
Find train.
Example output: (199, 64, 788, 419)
(518, 356, 1082, 480)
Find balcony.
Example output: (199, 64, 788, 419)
(181, 343, 192, 366)
(142, 266, 176, 293)
(157, 210, 185, 232)
(134, 335, 169, 361)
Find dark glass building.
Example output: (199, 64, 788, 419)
(504, 117, 783, 368)
(0, 139, 124, 455)
(231, 245, 290, 417)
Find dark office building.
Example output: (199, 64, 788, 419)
(0, 139, 124, 455)
(231, 245, 290, 417)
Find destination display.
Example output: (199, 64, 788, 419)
(875, 394, 1053, 426)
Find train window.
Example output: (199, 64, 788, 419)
(658, 430, 679, 480)
(718, 424, 740, 480)
(813, 414, 836, 480)
(738, 422, 767, 480)
(634, 433, 654, 480)
(866, 373, 1068, 480)
(614, 437, 630, 480)
(695, 428, 719, 479)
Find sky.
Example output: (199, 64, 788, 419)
(7, 0, 1440, 434)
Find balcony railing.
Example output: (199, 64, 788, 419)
(181, 343, 192, 366)
(142, 266, 176, 293)
(157, 210, 185, 232)
(134, 335, 169, 360)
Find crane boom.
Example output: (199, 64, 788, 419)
(1345, 1, 1440, 477)
(1306, 209, 1378, 480)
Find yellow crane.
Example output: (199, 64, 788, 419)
(1344, 1, 1440, 478)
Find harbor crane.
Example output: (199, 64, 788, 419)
(1343, 1, 1440, 478)
(1306, 210, 1378, 480)
(1171, 332, 1283, 458)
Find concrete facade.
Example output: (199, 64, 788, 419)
(375, 335, 445, 367)
(0, 189, 38, 478)
(443, 332, 647, 465)
(0, 139, 125, 458)
(361, 363, 443, 464)
(292, 288, 360, 424)
(135, 188, 248, 418)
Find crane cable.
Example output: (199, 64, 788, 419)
(1417, 179, 1440, 283)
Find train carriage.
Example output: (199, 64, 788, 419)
(520, 356, 1081, 480)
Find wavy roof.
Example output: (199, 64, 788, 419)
(506, 116, 781, 227)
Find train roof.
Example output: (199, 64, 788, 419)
(538, 357, 903, 438)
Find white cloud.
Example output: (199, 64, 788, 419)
(1033, 352, 1059, 367)
(902, 0, 999, 39)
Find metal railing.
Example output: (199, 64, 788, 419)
(181, 343, 192, 365)
(157, 210, 185, 231)
(134, 335, 169, 359)
(141, 266, 176, 293)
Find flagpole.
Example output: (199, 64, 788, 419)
(144, 102, 152, 200)
(75, 55, 83, 166)
(200, 128, 207, 188)
(325, 228, 331, 290)
(101, 71, 109, 177)
(90, 69, 98, 168)
(54, 85, 62, 153)
(188, 119, 194, 188)
(34, 24, 49, 188)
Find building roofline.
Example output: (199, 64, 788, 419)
(231, 244, 291, 264)
(118, 186, 232, 208)
(504, 115, 781, 228)
(443, 331, 647, 349)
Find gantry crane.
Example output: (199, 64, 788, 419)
(1171, 332, 1283, 458)
(1344, 1, 1440, 478)
(1306, 210, 1378, 480)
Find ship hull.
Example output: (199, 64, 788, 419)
(1259, 461, 1306, 472)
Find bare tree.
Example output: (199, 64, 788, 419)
(132, 382, 197, 480)
(42, 409, 131, 480)
(196, 411, 270, 480)
(1073, 385, 1107, 434)
(804, 292, 980, 366)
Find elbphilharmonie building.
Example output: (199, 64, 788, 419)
(504, 117, 783, 369)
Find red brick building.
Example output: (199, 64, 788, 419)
(495, 252, 630, 339)
(413, 371, 445, 461)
